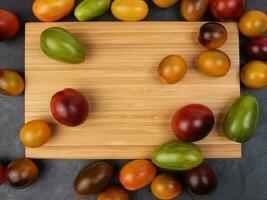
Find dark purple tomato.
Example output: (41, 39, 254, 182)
(50, 88, 89, 126)
(209, 0, 246, 21)
(183, 163, 217, 196)
(0, 9, 20, 41)
(172, 104, 214, 142)
(0, 162, 5, 185)
(247, 36, 267, 61)
(6, 159, 39, 189)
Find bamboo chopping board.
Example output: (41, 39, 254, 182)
(25, 22, 241, 159)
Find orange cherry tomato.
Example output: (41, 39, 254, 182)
(33, 0, 75, 22)
(241, 60, 267, 89)
(151, 173, 182, 200)
(239, 10, 267, 37)
(20, 120, 52, 148)
(0, 69, 24, 96)
(97, 186, 129, 200)
(119, 159, 157, 191)
(153, 0, 178, 8)
(158, 55, 187, 84)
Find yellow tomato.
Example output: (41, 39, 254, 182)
(111, 0, 148, 21)
(153, 0, 178, 8)
(33, 0, 75, 22)
(0, 69, 24, 96)
(239, 10, 267, 37)
(241, 60, 267, 89)
(20, 120, 52, 148)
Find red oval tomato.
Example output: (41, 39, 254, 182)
(209, 0, 246, 21)
(119, 160, 157, 191)
(172, 104, 214, 142)
(183, 163, 217, 196)
(0, 162, 5, 185)
(247, 36, 267, 61)
(50, 88, 89, 126)
(0, 9, 20, 41)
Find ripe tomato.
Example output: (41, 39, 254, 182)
(33, 0, 75, 22)
(241, 60, 267, 89)
(0, 9, 20, 41)
(239, 10, 267, 37)
(119, 159, 156, 191)
(153, 0, 178, 8)
(0, 162, 5, 185)
(20, 120, 51, 148)
(247, 36, 267, 61)
(151, 173, 182, 200)
(98, 186, 129, 200)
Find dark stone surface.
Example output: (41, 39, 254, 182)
(0, 0, 266, 199)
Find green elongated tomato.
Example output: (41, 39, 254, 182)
(74, 0, 111, 21)
(151, 141, 204, 171)
(223, 95, 259, 143)
(40, 27, 86, 64)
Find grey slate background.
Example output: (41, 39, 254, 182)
(0, 0, 266, 199)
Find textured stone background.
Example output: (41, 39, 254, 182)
(0, 0, 266, 199)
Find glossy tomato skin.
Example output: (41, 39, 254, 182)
(0, 69, 25, 96)
(151, 173, 182, 200)
(247, 36, 267, 61)
(97, 186, 129, 200)
(0, 162, 5, 185)
(20, 120, 52, 148)
(50, 88, 89, 126)
(0, 9, 20, 41)
(210, 0, 246, 21)
(181, 0, 209, 21)
(33, 0, 75, 22)
(183, 163, 217, 196)
(153, 0, 178, 8)
(172, 104, 214, 142)
(6, 159, 39, 189)
(119, 159, 156, 191)
(74, 162, 114, 197)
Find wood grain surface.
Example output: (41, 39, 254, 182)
(25, 22, 241, 159)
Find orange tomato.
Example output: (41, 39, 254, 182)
(97, 186, 129, 200)
(0, 69, 24, 96)
(153, 0, 178, 8)
(151, 173, 182, 200)
(119, 159, 157, 191)
(20, 120, 52, 148)
(32, 0, 75, 22)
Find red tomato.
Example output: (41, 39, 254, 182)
(247, 36, 267, 61)
(172, 104, 214, 142)
(50, 88, 89, 126)
(0, 9, 20, 41)
(98, 186, 129, 200)
(119, 160, 157, 191)
(209, 0, 246, 21)
(0, 162, 5, 185)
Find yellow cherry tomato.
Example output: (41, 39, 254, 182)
(111, 0, 148, 21)
(0, 69, 24, 96)
(20, 120, 52, 148)
(197, 50, 231, 77)
(239, 10, 267, 37)
(153, 0, 178, 8)
(33, 0, 75, 22)
(241, 60, 267, 89)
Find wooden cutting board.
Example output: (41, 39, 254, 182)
(25, 22, 241, 159)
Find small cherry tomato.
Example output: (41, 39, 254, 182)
(172, 104, 215, 142)
(0, 162, 5, 185)
(6, 159, 39, 189)
(20, 120, 52, 148)
(197, 50, 231, 77)
(0, 9, 20, 41)
(198, 22, 228, 49)
(98, 186, 129, 200)
(239, 10, 267, 37)
(209, 0, 246, 21)
(241, 60, 267, 89)
(111, 0, 148, 21)
(50, 88, 89, 127)
(183, 163, 217, 196)
(181, 0, 209, 21)
(119, 159, 156, 191)
(33, 0, 75, 22)
(151, 173, 182, 200)
(158, 55, 187, 84)
(247, 36, 267, 61)
(0, 69, 24, 96)
(153, 0, 178, 8)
